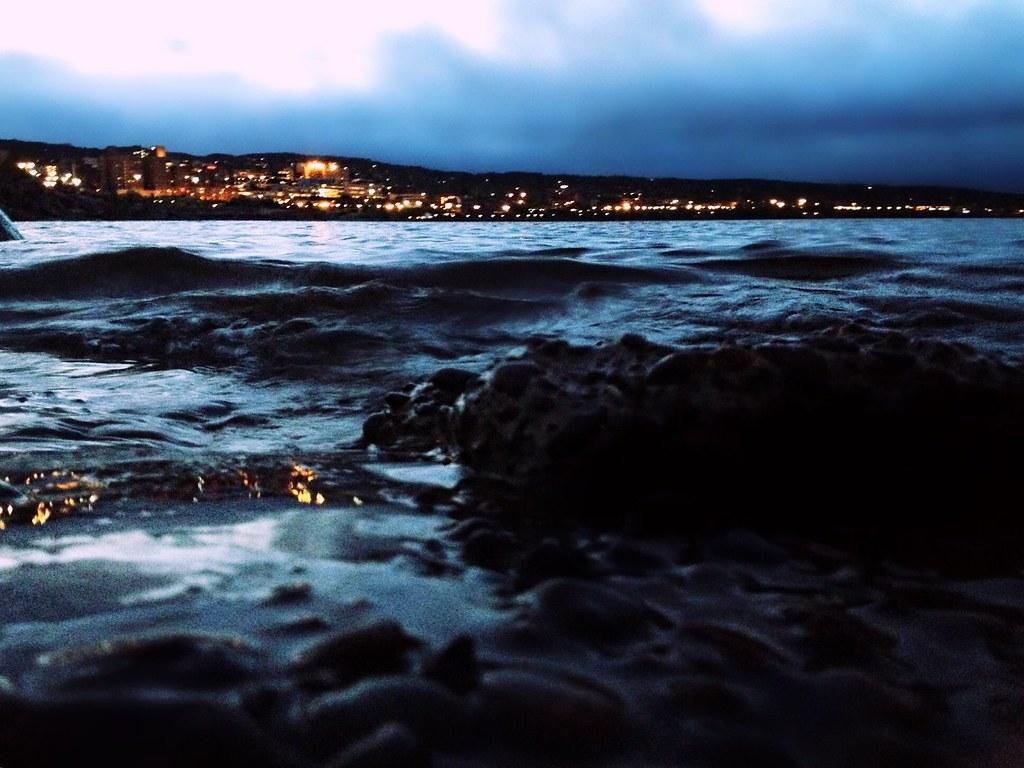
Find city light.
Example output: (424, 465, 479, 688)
(6, 142, 1020, 219)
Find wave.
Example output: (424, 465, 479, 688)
(0, 247, 289, 299)
(697, 250, 896, 280)
(0, 248, 694, 302)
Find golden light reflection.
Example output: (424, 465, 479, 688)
(0, 470, 103, 529)
(0, 460, 342, 531)
(288, 464, 326, 505)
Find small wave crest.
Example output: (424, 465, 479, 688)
(1, 247, 284, 299)
(697, 249, 896, 280)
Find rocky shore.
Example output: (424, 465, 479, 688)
(1, 331, 1023, 767)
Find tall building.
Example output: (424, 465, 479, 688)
(100, 148, 145, 193)
(143, 146, 170, 192)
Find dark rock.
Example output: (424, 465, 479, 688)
(361, 412, 396, 447)
(475, 669, 629, 755)
(705, 530, 790, 566)
(666, 676, 752, 720)
(0, 692, 306, 768)
(490, 362, 542, 397)
(384, 392, 411, 412)
(37, 633, 259, 692)
(532, 579, 648, 643)
(302, 676, 467, 756)
(679, 622, 791, 672)
(512, 539, 595, 589)
(461, 528, 517, 571)
(601, 540, 673, 575)
(679, 736, 802, 768)
(263, 581, 313, 606)
(292, 620, 422, 688)
(421, 635, 479, 694)
(430, 368, 482, 396)
(268, 615, 331, 636)
(324, 722, 427, 768)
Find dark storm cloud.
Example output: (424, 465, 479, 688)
(2, 1, 1023, 191)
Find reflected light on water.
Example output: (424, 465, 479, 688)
(0, 459, 337, 531)
(0, 470, 103, 528)
(289, 464, 326, 506)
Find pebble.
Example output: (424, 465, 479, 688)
(36, 633, 259, 691)
(0, 694, 306, 768)
(475, 669, 629, 755)
(461, 528, 517, 571)
(512, 538, 595, 588)
(292, 620, 421, 688)
(263, 581, 313, 606)
(532, 578, 648, 643)
(302, 676, 467, 757)
(421, 634, 479, 694)
(324, 722, 427, 768)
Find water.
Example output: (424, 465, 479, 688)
(1, 219, 1023, 766)
(0, 218, 1022, 480)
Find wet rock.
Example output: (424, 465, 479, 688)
(263, 581, 313, 606)
(666, 675, 752, 720)
(679, 736, 802, 768)
(292, 620, 422, 688)
(461, 528, 517, 571)
(268, 615, 331, 636)
(679, 622, 791, 672)
(383, 392, 411, 412)
(475, 669, 629, 755)
(430, 368, 481, 397)
(325, 722, 427, 768)
(796, 606, 898, 671)
(490, 361, 542, 397)
(36, 633, 259, 692)
(302, 676, 467, 756)
(367, 330, 1024, 537)
(601, 539, 673, 575)
(706, 530, 790, 566)
(0, 693, 306, 768)
(532, 578, 648, 643)
(421, 635, 479, 694)
(512, 538, 595, 589)
(361, 412, 397, 447)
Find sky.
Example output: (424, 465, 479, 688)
(2, 0, 1023, 191)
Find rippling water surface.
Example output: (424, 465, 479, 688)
(1, 218, 1022, 512)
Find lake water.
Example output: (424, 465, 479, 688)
(1, 219, 1023, 767)
(2, 219, 1022, 474)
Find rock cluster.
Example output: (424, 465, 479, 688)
(363, 328, 1024, 538)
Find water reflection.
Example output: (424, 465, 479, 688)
(0, 460, 333, 530)
(0, 471, 102, 528)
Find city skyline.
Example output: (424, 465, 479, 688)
(2, 1, 1024, 192)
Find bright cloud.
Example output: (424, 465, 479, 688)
(1, 0, 1023, 190)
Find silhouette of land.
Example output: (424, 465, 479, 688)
(2, 137, 1022, 221)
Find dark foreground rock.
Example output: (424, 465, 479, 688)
(363, 328, 1024, 557)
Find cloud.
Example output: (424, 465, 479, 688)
(1, 1, 1022, 190)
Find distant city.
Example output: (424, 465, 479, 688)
(1, 138, 1023, 221)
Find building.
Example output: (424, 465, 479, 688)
(100, 148, 146, 193)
